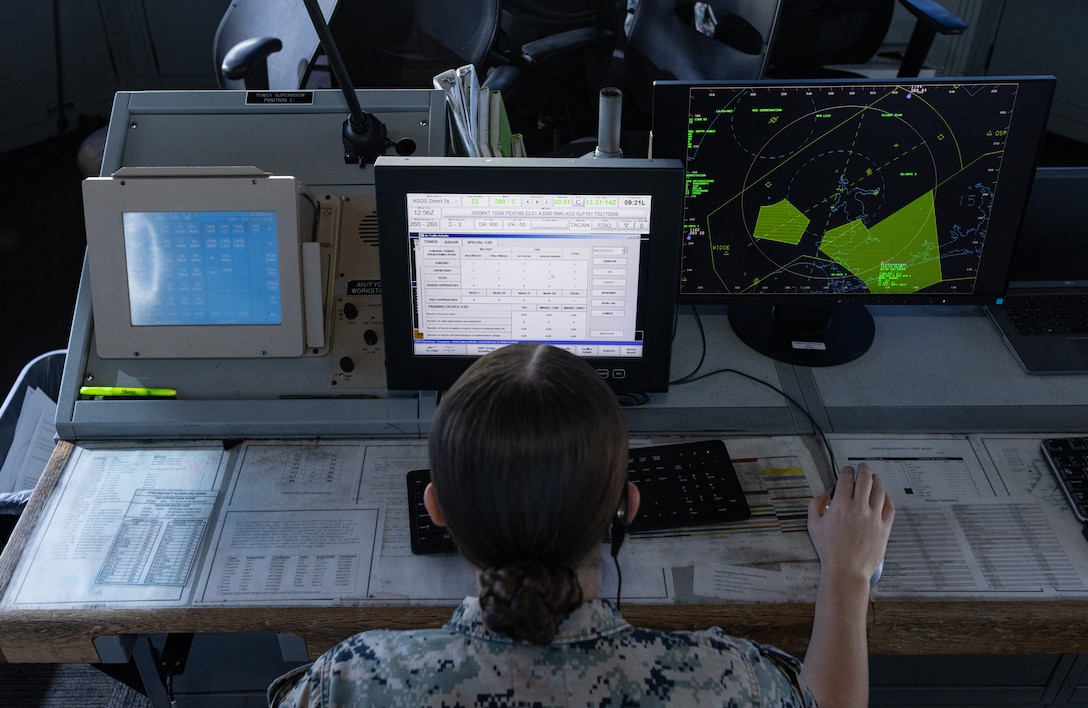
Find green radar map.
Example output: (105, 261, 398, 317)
(678, 82, 1021, 296)
(814, 189, 940, 293)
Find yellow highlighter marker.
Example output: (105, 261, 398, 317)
(79, 386, 177, 397)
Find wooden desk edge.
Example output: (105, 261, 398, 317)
(3, 598, 1088, 664)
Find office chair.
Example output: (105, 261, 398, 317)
(766, 0, 967, 79)
(500, 0, 601, 49)
(624, 0, 783, 120)
(326, 0, 503, 89)
(214, 0, 327, 89)
(497, 0, 624, 151)
(214, 0, 505, 90)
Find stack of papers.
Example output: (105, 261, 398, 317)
(433, 64, 526, 158)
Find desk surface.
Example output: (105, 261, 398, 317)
(4, 430, 1088, 663)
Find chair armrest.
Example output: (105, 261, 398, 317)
(221, 36, 284, 87)
(898, 0, 968, 35)
(482, 65, 520, 95)
(521, 25, 615, 65)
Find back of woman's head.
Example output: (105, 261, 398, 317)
(428, 344, 629, 643)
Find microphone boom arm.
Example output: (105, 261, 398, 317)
(302, 0, 388, 166)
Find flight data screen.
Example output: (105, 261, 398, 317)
(404, 192, 652, 357)
(678, 81, 1029, 296)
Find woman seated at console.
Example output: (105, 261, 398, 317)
(269, 343, 894, 707)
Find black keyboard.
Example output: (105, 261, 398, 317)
(625, 438, 751, 532)
(1001, 293, 1088, 335)
(1042, 437, 1088, 522)
(407, 439, 752, 554)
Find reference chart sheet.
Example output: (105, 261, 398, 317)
(830, 435, 1088, 599)
(4, 444, 228, 607)
(195, 440, 476, 606)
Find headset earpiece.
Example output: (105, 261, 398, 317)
(610, 482, 630, 559)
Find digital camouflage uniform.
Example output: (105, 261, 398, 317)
(268, 598, 816, 707)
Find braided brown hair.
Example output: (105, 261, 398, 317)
(479, 563, 583, 645)
(428, 344, 628, 643)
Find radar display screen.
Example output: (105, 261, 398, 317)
(658, 79, 1055, 301)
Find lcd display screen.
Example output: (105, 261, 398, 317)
(122, 210, 282, 326)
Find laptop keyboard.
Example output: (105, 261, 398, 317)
(407, 439, 752, 554)
(1001, 293, 1088, 335)
(1042, 437, 1088, 522)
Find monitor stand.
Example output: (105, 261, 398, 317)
(727, 303, 875, 366)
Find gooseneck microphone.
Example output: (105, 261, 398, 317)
(302, 0, 414, 165)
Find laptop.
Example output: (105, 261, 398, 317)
(986, 166, 1088, 374)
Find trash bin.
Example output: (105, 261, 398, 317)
(0, 349, 66, 518)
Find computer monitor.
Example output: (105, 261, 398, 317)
(651, 76, 1057, 365)
(375, 156, 685, 392)
(82, 167, 314, 359)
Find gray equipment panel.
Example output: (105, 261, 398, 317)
(58, 89, 447, 440)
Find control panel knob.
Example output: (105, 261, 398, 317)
(339, 356, 355, 373)
(363, 329, 379, 346)
(343, 302, 359, 319)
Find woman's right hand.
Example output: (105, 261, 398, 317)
(807, 462, 894, 585)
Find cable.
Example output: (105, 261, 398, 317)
(614, 304, 705, 408)
(677, 365, 838, 476)
(670, 304, 707, 385)
(299, 192, 321, 241)
(613, 553, 623, 611)
(617, 392, 649, 407)
(668, 305, 839, 476)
